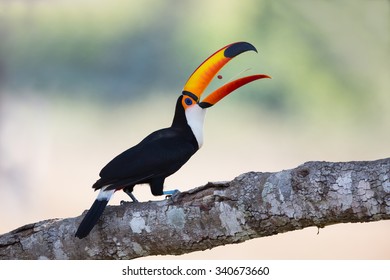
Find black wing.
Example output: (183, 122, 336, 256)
(92, 127, 198, 190)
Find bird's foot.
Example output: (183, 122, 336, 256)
(163, 189, 180, 202)
(121, 190, 139, 205)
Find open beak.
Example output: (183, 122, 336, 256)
(182, 41, 271, 108)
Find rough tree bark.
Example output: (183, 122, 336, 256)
(0, 158, 389, 260)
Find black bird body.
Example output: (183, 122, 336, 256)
(75, 42, 270, 239)
(93, 96, 199, 195)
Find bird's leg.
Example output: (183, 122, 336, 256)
(122, 187, 139, 203)
(127, 192, 139, 203)
(163, 189, 180, 200)
(163, 189, 180, 196)
(150, 178, 180, 200)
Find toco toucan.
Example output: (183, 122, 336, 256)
(75, 41, 270, 239)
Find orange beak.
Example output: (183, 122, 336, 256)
(182, 42, 271, 108)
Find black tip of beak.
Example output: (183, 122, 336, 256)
(198, 102, 213, 109)
(224, 42, 258, 58)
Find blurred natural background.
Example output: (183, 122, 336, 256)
(0, 0, 389, 259)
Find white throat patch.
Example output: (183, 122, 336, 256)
(185, 104, 206, 148)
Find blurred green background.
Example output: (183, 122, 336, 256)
(0, 0, 389, 259)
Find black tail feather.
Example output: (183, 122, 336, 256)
(75, 199, 109, 239)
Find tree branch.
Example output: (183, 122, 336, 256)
(1, 158, 389, 259)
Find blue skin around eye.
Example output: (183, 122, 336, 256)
(185, 98, 193, 105)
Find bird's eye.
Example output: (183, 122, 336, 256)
(184, 98, 193, 106)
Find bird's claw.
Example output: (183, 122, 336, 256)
(122, 190, 139, 203)
(120, 199, 138, 205)
(163, 189, 180, 201)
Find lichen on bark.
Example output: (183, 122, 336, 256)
(0, 158, 389, 259)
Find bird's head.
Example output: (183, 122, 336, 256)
(173, 41, 270, 148)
